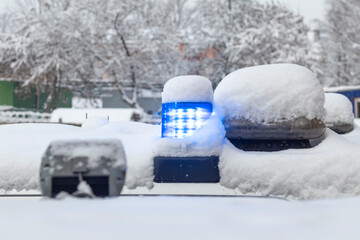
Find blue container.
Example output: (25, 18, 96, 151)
(153, 156, 220, 183)
(161, 102, 213, 138)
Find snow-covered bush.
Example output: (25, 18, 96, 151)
(214, 64, 326, 123)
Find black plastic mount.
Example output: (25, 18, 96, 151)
(51, 176, 109, 197)
(153, 156, 220, 183)
(228, 135, 325, 152)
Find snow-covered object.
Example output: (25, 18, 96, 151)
(5, 121, 360, 199)
(40, 139, 127, 197)
(0, 122, 158, 192)
(43, 140, 126, 168)
(51, 108, 142, 125)
(72, 181, 95, 198)
(154, 113, 225, 157)
(81, 116, 109, 129)
(77, 181, 93, 194)
(214, 64, 326, 123)
(162, 75, 213, 103)
(324, 93, 354, 125)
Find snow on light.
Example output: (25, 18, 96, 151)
(156, 75, 225, 155)
(161, 75, 214, 103)
(324, 93, 354, 125)
(214, 64, 326, 123)
(160, 75, 216, 139)
(155, 113, 226, 157)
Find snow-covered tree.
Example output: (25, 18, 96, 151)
(0, 0, 85, 111)
(1, 0, 326, 112)
(189, 0, 319, 84)
(76, 0, 192, 110)
(1, 0, 190, 111)
(321, 0, 360, 86)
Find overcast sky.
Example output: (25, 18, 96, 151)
(259, 0, 326, 23)
(0, 0, 12, 12)
(0, 0, 326, 23)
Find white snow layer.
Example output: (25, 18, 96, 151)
(154, 113, 225, 157)
(3, 120, 360, 199)
(81, 116, 109, 128)
(220, 129, 360, 200)
(324, 93, 354, 124)
(214, 64, 326, 123)
(162, 75, 214, 103)
(5, 196, 360, 240)
(51, 108, 141, 124)
(0, 122, 158, 191)
(46, 139, 126, 169)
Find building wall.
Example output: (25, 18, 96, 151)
(102, 90, 161, 114)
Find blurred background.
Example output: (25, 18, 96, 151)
(0, 0, 357, 124)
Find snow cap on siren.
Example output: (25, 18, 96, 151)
(162, 75, 213, 103)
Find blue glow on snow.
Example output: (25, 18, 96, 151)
(161, 102, 213, 138)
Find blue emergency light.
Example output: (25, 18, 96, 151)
(161, 102, 213, 138)
(155, 101, 220, 183)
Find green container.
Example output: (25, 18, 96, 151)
(0, 80, 72, 110)
(0, 81, 14, 106)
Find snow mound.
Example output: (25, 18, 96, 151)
(0, 122, 158, 192)
(45, 139, 126, 168)
(219, 129, 360, 200)
(162, 75, 213, 103)
(344, 120, 360, 144)
(81, 116, 109, 128)
(96, 121, 159, 135)
(154, 113, 225, 157)
(214, 64, 326, 123)
(324, 93, 354, 124)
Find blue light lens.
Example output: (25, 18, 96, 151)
(161, 102, 213, 138)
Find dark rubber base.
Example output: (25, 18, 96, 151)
(154, 156, 220, 183)
(228, 135, 325, 152)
